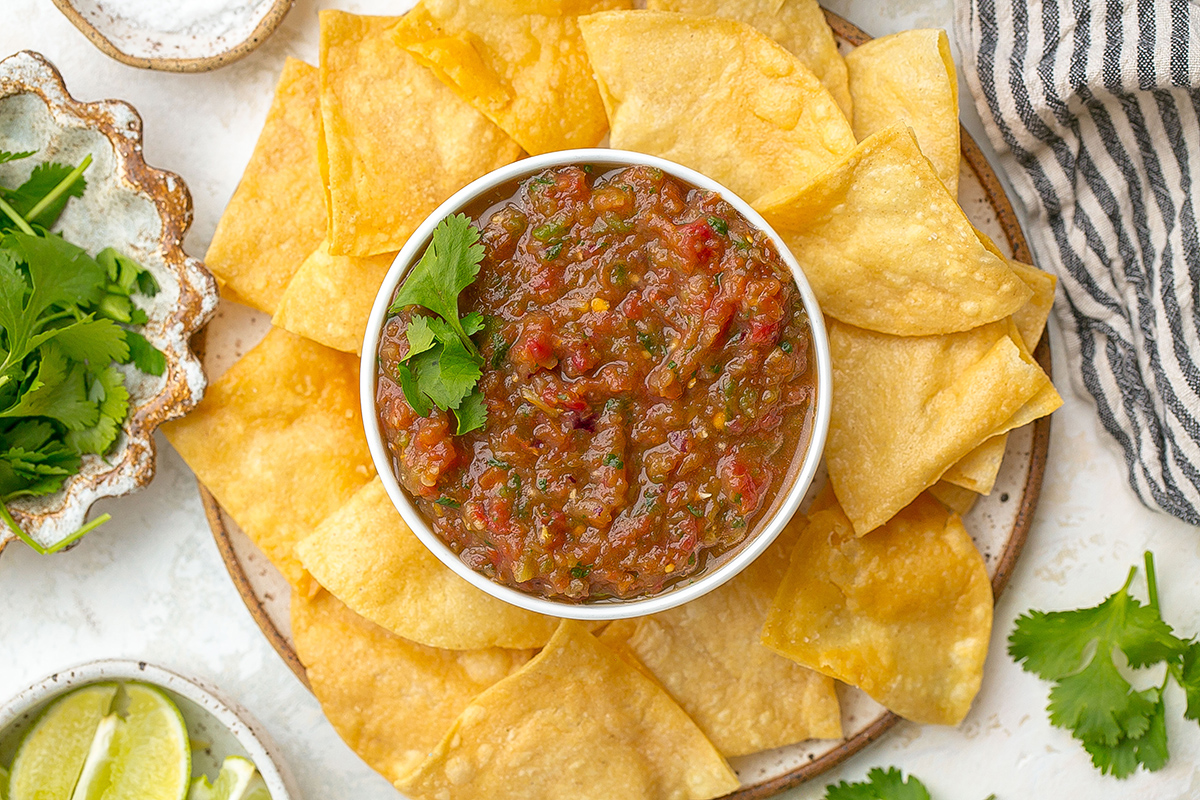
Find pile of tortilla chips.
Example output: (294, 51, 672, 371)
(167, 3, 1060, 798)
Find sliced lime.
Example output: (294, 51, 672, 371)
(97, 683, 191, 800)
(9, 683, 118, 800)
(186, 757, 266, 800)
(1, 764, 10, 800)
(69, 714, 118, 800)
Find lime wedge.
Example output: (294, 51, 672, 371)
(9, 683, 118, 800)
(1, 764, 10, 800)
(97, 683, 190, 800)
(185, 757, 267, 800)
(69, 714, 119, 800)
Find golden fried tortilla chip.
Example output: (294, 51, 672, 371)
(162, 328, 372, 586)
(646, 0, 852, 121)
(758, 126, 1031, 336)
(846, 29, 959, 196)
(600, 521, 841, 756)
(292, 589, 532, 783)
(826, 318, 1049, 535)
(927, 480, 979, 515)
(393, 0, 621, 155)
(397, 620, 740, 800)
(941, 434, 1008, 495)
(320, 12, 523, 256)
(1007, 258, 1058, 349)
(297, 477, 565, 650)
(762, 494, 993, 725)
(580, 10, 856, 206)
(272, 238, 396, 354)
(205, 59, 325, 314)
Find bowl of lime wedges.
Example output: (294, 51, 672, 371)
(0, 660, 297, 800)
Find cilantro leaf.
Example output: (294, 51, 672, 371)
(405, 315, 438, 360)
(122, 330, 165, 376)
(1047, 653, 1155, 745)
(411, 338, 481, 412)
(390, 213, 484, 350)
(824, 767, 932, 800)
(461, 311, 485, 336)
(1181, 641, 1200, 722)
(453, 388, 487, 435)
(50, 317, 129, 366)
(65, 366, 129, 455)
(0, 151, 34, 164)
(394, 363, 431, 417)
(1081, 689, 1169, 778)
(4, 161, 88, 229)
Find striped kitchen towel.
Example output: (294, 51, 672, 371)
(955, 0, 1200, 525)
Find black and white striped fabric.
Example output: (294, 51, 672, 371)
(955, 0, 1200, 525)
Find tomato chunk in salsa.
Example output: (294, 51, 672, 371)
(377, 164, 815, 601)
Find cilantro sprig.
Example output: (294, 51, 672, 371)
(388, 213, 488, 435)
(1009, 551, 1200, 778)
(0, 149, 166, 553)
(824, 768, 935, 800)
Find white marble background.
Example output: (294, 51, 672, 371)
(1, 1, 1198, 798)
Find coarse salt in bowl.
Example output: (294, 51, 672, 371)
(361, 149, 831, 621)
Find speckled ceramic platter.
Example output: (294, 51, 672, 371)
(51, 0, 294, 73)
(0, 660, 300, 799)
(0, 51, 218, 554)
(197, 11, 1053, 797)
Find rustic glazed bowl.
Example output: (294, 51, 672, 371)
(0, 660, 299, 799)
(362, 148, 832, 621)
(50, 0, 294, 73)
(0, 51, 218, 553)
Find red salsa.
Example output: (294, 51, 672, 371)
(377, 164, 815, 601)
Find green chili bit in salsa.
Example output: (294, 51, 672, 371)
(378, 164, 815, 601)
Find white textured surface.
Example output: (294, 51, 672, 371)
(1, 2, 1198, 799)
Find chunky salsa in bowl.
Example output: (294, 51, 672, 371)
(362, 150, 830, 618)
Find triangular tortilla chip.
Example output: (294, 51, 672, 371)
(397, 620, 740, 800)
(161, 328, 373, 586)
(927, 480, 979, 515)
(826, 318, 1049, 534)
(758, 126, 1031, 336)
(580, 10, 856, 206)
(762, 493, 992, 725)
(205, 59, 325, 314)
(292, 589, 532, 783)
(392, 0, 623, 155)
(1007, 258, 1057, 349)
(846, 29, 959, 195)
(941, 433, 1009, 495)
(297, 477, 566, 650)
(320, 11, 523, 256)
(600, 520, 841, 756)
(272, 238, 396, 354)
(645, 0, 852, 121)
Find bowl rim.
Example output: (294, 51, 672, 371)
(0, 659, 299, 799)
(360, 148, 831, 621)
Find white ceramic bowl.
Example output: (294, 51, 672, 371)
(0, 660, 299, 800)
(361, 148, 831, 621)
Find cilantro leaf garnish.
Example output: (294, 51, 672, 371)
(1009, 551, 1198, 777)
(388, 214, 488, 435)
(823, 767, 933, 800)
(0, 151, 167, 553)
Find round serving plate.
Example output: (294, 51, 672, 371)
(195, 9, 1052, 797)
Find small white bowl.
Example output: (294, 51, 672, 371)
(0, 660, 299, 800)
(361, 148, 831, 621)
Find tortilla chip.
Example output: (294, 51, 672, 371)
(758, 126, 1031, 336)
(942, 434, 1008, 495)
(646, 0, 851, 121)
(397, 620, 740, 800)
(580, 10, 856, 206)
(162, 328, 373, 587)
(292, 589, 532, 783)
(826, 318, 1049, 535)
(205, 59, 325, 314)
(297, 477, 565, 650)
(762, 493, 992, 725)
(272, 238, 396, 354)
(1007, 259, 1057, 349)
(392, 0, 621, 155)
(846, 29, 959, 196)
(927, 480, 979, 516)
(320, 11, 523, 256)
(600, 521, 841, 756)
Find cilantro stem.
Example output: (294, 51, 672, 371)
(0, 499, 110, 555)
(1145, 550, 1160, 612)
(0, 195, 34, 235)
(24, 154, 91, 223)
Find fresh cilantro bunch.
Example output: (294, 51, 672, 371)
(824, 767, 942, 800)
(1009, 551, 1200, 777)
(388, 213, 488, 436)
(0, 149, 166, 553)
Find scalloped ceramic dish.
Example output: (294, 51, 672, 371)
(0, 660, 299, 799)
(51, 0, 294, 73)
(0, 51, 218, 553)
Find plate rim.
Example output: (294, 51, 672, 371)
(198, 7, 1053, 795)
